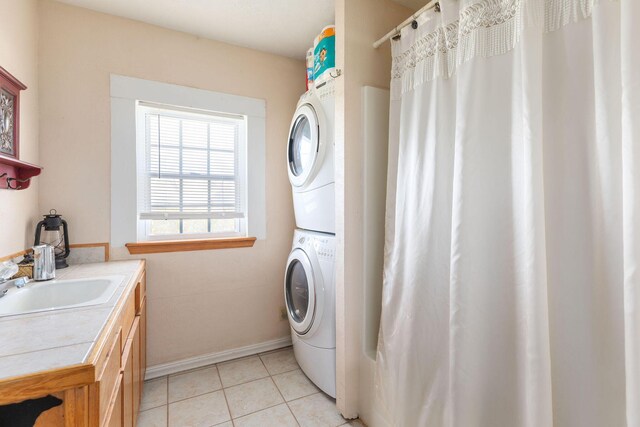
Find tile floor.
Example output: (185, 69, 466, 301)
(137, 347, 364, 427)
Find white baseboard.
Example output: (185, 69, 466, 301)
(145, 336, 292, 380)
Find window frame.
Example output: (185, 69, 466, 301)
(110, 75, 266, 249)
(135, 102, 248, 241)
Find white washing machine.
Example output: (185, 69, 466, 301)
(284, 229, 336, 397)
(287, 80, 335, 234)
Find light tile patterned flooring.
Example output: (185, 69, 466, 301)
(137, 347, 364, 427)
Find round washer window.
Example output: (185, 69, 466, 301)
(289, 115, 314, 177)
(285, 259, 310, 323)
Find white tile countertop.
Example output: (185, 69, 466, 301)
(0, 260, 144, 382)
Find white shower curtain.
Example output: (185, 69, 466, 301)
(376, 0, 640, 426)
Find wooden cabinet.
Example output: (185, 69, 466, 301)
(23, 266, 148, 427)
(135, 272, 146, 417)
(122, 333, 134, 427)
(96, 328, 123, 426)
(122, 317, 141, 427)
(105, 272, 146, 427)
(139, 296, 147, 400)
(132, 318, 141, 424)
(105, 375, 123, 427)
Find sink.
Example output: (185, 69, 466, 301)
(0, 275, 125, 317)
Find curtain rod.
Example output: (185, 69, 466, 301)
(372, 0, 440, 49)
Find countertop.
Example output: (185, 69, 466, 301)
(0, 260, 144, 383)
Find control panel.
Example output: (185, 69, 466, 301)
(294, 231, 335, 262)
(313, 237, 335, 261)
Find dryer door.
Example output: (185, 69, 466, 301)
(288, 104, 320, 188)
(284, 248, 317, 335)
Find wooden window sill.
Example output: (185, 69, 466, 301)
(125, 237, 256, 255)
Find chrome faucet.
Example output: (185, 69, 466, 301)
(0, 277, 30, 298)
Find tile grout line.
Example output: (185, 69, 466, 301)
(257, 346, 293, 358)
(224, 355, 292, 423)
(286, 401, 303, 427)
(167, 389, 225, 405)
(143, 349, 315, 426)
(284, 390, 353, 426)
(215, 363, 235, 426)
(230, 352, 306, 423)
(258, 349, 300, 376)
(231, 401, 287, 423)
(143, 383, 230, 415)
(219, 364, 235, 426)
(167, 363, 234, 427)
(286, 391, 322, 405)
(222, 373, 270, 390)
(161, 368, 274, 421)
(270, 367, 302, 427)
(139, 376, 170, 413)
(0, 339, 97, 359)
(258, 354, 294, 421)
(167, 362, 279, 410)
(139, 402, 166, 413)
(168, 362, 220, 378)
(220, 388, 234, 424)
(225, 378, 284, 421)
(256, 352, 270, 375)
(270, 366, 301, 376)
(220, 354, 270, 388)
(271, 367, 321, 400)
(165, 369, 225, 405)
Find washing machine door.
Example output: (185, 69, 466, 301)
(288, 104, 320, 188)
(284, 248, 317, 335)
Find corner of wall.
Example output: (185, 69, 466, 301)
(334, 0, 413, 423)
(0, 0, 40, 256)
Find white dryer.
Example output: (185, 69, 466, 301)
(284, 229, 336, 397)
(287, 80, 335, 234)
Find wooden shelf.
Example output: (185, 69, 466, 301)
(125, 237, 256, 254)
(0, 154, 42, 190)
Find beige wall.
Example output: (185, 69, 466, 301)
(38, 0, 303, 366)
(334, 0, 412, 423)
(0, 0, 40, 256)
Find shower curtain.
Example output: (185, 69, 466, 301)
(376, 0, 640, 426)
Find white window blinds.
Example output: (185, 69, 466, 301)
(138, 103, 246, 222)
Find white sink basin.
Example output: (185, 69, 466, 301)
(0, 275, 125, 317)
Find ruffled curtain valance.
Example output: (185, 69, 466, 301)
(391, 0, 606, 98)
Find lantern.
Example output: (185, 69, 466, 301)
(34, 209, 70, 269)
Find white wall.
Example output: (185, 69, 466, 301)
(38, 0, 304, 367)
(334, 0, 412, 423)
(0, 0, 39, 257)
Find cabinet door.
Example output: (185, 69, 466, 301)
(122, 335, 134, 427)
(135, 274, 146, 313)
(139, 298, 147, 402)
(131, 317, 141, 426)
(97, 329, 122, 426)
(122, 315, 141, 427)
(106, 374, 123, 427)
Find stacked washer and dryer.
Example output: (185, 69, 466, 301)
(284, 76, 337, 397)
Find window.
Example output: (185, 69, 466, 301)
(110, 75, 266, 248)
(137, 103, 247, 239)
